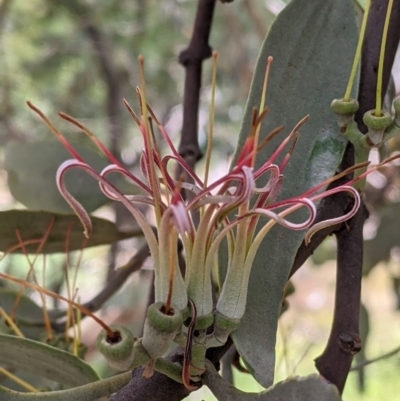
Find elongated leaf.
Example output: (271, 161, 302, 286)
(0, 334, 99, 386)
(0, 371, 131, 401)
(0, 210, 141, 254)
(0, 292, 47, 341)
(0, 289, 46, 325)
(4, 141, 118, 213)
(203, 361, 341, 401)
(0, 289, 66, 340)
(220, 0, 358, 387)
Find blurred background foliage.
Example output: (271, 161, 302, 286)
(0, 0, 399, 400)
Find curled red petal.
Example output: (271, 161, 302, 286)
(305, 186, 361, 245)
(56, 160, 93, 238)
(250, 197, 316, 231)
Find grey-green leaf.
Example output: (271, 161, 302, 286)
(203, 361, 341, 401)
(4, 141, 117, 213)
(0, 371, 131, 401)
(222, 0, 358, 387)
(0, 334, 100, 387)
(0, 210, 141, 254)
(0, 289, 66, 339)
(0, 288, 48, 325)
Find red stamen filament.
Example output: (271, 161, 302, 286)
(164, 225, 176, 315)
(64, 222, 77, 343)
(10, 221, 54, 340)
(27, 102, 83, 162)
(0, 272, 116, 339)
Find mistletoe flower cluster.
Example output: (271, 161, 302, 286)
(28, 90, 365, 344)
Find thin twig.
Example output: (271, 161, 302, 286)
(178, 0, 216, 170)
(52, 243, 149, 332)
(350, 345, 400, 371)
(60, 0, 124, 155)
(81, 244, 150, 312)
(82, 20, 123, 155)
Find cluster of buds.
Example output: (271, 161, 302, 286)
(331, 97, 400, 154)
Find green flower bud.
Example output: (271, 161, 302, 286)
(363, 109, 392, 145)
(142, 302, 183, 359)
(96, 325, 134, 371)
(331, 98, 359, 115)
(194, 312, 214, 331)
(331, 98, 359, 127)
(207, 311, 240, 347)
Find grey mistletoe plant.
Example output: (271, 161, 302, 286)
(0, 0, 400, 400)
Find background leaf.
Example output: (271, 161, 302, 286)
(0, 289, 67, 340)
(0, 334, 100, 387)
(203, 361, 342, 401)
(4, 141, 118, 213)
(0, 371, 131, 401)
(0, 210, 142, 254)
(363, 202, 400, 274)
(220, 0, 358, 387)
(0, 288, 47, 325)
